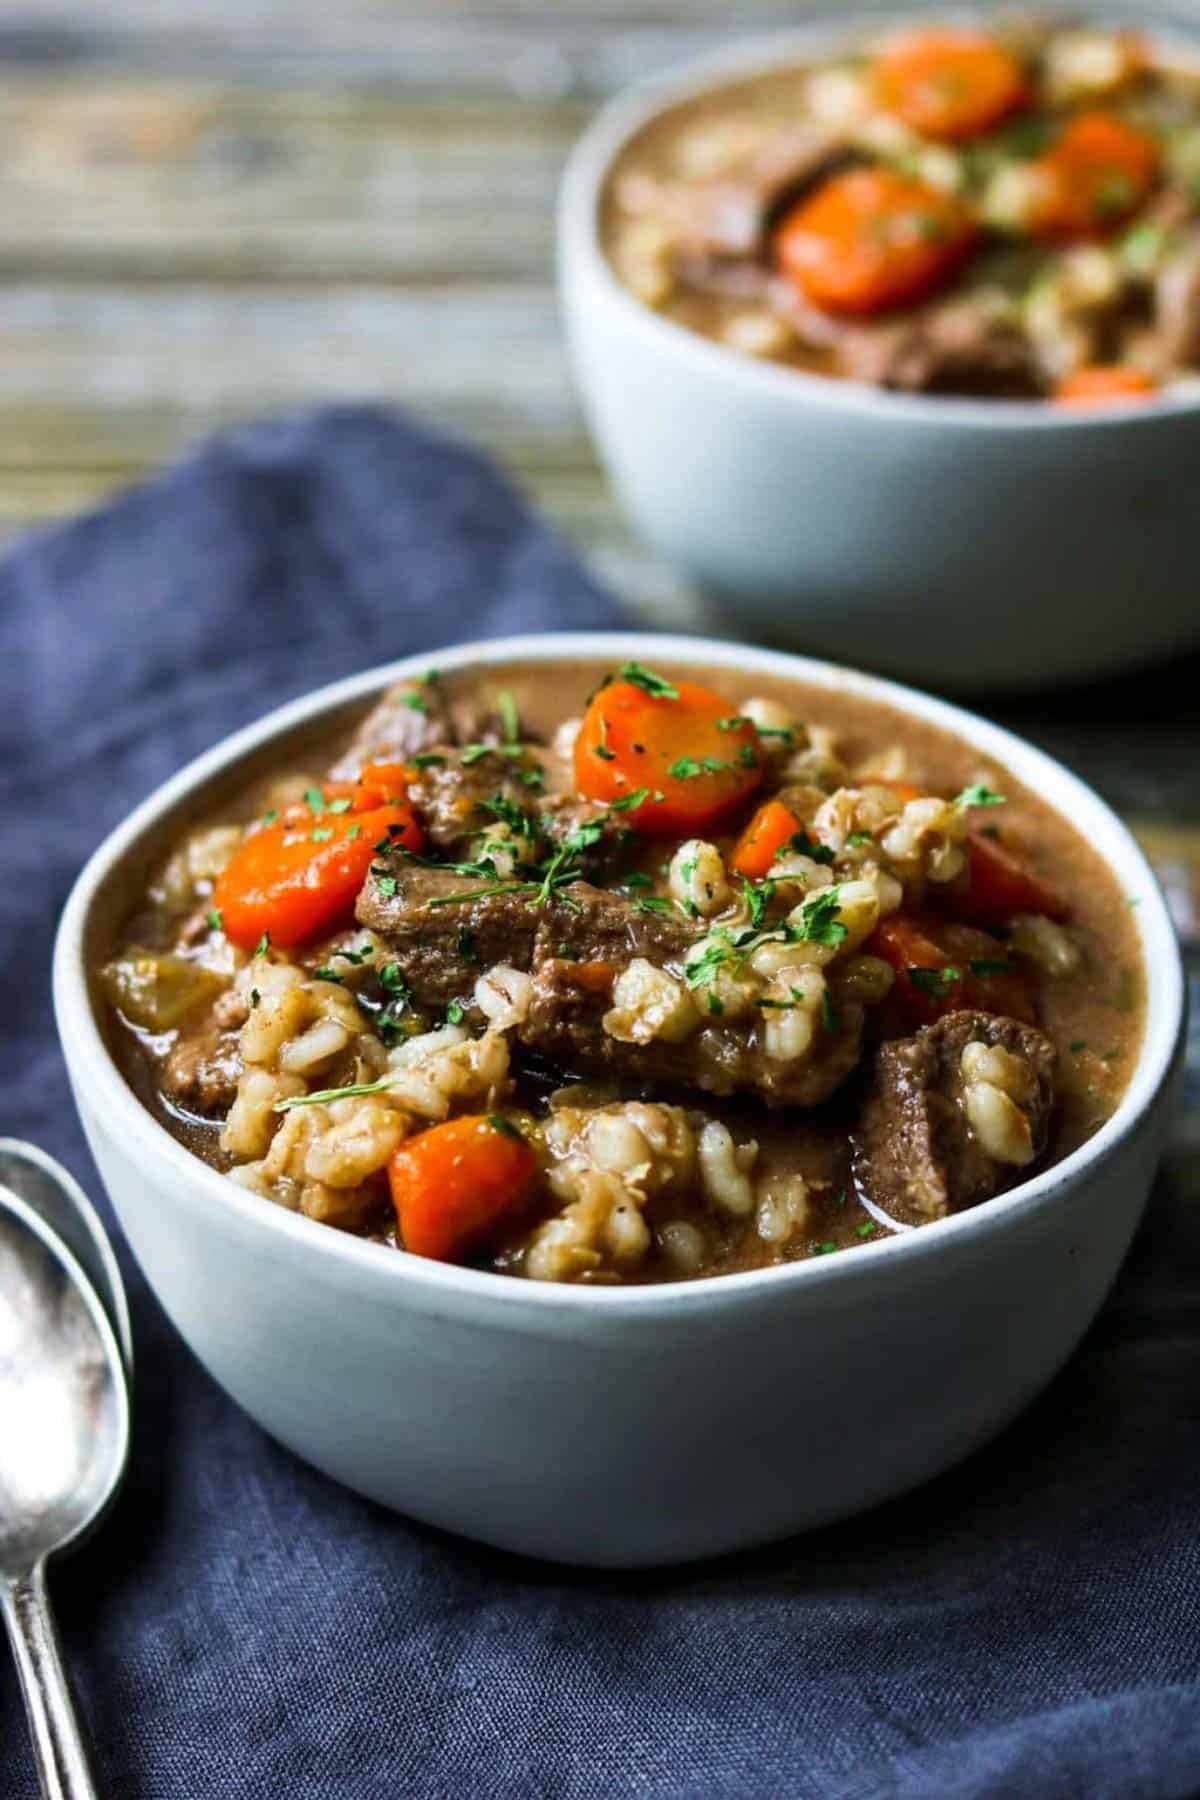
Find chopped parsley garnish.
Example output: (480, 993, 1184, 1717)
(311, 827, 334, 843)
(968, 957, 1013, 979)
(379, 962, 409, 994)
(497, 690, 520, 745)
(487, 1113, 523, 1141)
(253, 932, 271, 957)
(624, 871, 653, 890)
(412, 753, 446, 769)
(206, 908, 223, 932)
(742, 877, 774, 929)
(955, 784, 1006, 810)
(635, 896, 674, 916)
(706, 991, 724, 1016)
(327, 796, 353, 815)
(446, 1000, 466, 1025)
(481, 794, 538, 839)
(416, 668, 439, 686)
(856, 1222, 874, 1239)
(810, 1242, 839, 1257)
(737, 742, 758, 769)
(795, 886, 848, 949)
(374, 875, 399, 898)
(276, 1076, 394, 1112)
(908, 965, 961, 999)
(846, 831, 874, 849)
(403, 692, 428, 714)
(832, 1187, 847, 1208)
(754, 725, 797, 744)
(519, 765, 546, 791)
(262, 808, 279, 825)
(346, 824, 361, 841)
(717, 715, 752, 733)
(609, 787, 652, 812)
(619, 661, 679, 700)
(790, 831, 835, 866)
(303, 786, 326, 814)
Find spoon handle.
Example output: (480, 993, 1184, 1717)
(1, 1564, 98, 1800)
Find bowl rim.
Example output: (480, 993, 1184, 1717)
(53, 631, 1186, 1319)
(558, 9, 1200, 431)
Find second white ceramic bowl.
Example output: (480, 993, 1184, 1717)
(54, 635, 1185, 1566)
(558, 25, 1200, 690)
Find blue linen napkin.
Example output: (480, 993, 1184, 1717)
(3, 406, 1198, 1800)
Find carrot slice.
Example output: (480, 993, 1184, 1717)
(214, 799, 423, 949)
(1054, 365, 1158, 407)
(732, 799, 804, 880)
(1029, 111, 1159, 240)
(949, 833, 1069, 925)
(776, 168, 979, 317)
(870, 913, 1035, 1028)
(575, 673, 762, 837)
(874, 30, 1029, 142)
(389, 1115, 538, 1263)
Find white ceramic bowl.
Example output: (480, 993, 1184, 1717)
(558, 23, 1200, 690)
(54, 634, 1185, 1567)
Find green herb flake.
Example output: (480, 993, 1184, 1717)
(717, 715, 752, 733)
(262, 808, 279, 826)
(412, 753, 446, 770)
(346, 824, 361, 841)
(790, 831, 836, 867)
(624, 871, 653, 890)
(795, 886, 848, 949)
(311, 826, 334, 843)
(636, 896, 674, 916)
(810, 1241, 839, 1257)
(742, 877, 775, 930)
(487, 1113, 523, 1141)
(403, 692, 428, 714)
(619, 661, 679, 700)
(856, 1222, 875, 1239)
(205, 908, 223, 932)
(253, 932, 271, 957)
(497, 690, 520, 745)
(908, 965, 961, 999)
(706, 991, 724, 1016)
(609, 787, 651, 813)
(737, 742, 759, 769)
(955, 784, 1006, 810)
(277, 1076, 394, 1113)
(416, 668, 440, 687)
(832, 1187, 847, 1208)
(303, 786, 327, 815)
(375, 876, 399, 899)
(446, 1000, 466, 1025)
(327, 796, 353, 814)
(846, 831, 874, 849)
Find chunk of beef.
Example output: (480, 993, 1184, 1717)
(360, 857, 866, 1107)
(407, 751, 550, 856)
(357, 859, 543, 1005)
(767, 280, 1045, 396)
(854, 1011, 1057, 1227)
(524, 959, 866, 1107)
(161, 1026, 243, 1117)
(329, 679, 454, 777)
(654, 126, 851, 260)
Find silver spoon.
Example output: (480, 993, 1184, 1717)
(0, 1184, 130, 1800)
(0, 1140, 132, 1374)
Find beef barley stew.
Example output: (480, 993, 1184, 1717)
(603, 19, 1200, 401)
(101, 661, 1144, 1283)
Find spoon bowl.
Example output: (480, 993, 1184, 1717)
(0, 1141, 132, 1375)
(0, 1183, 130, 1799)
